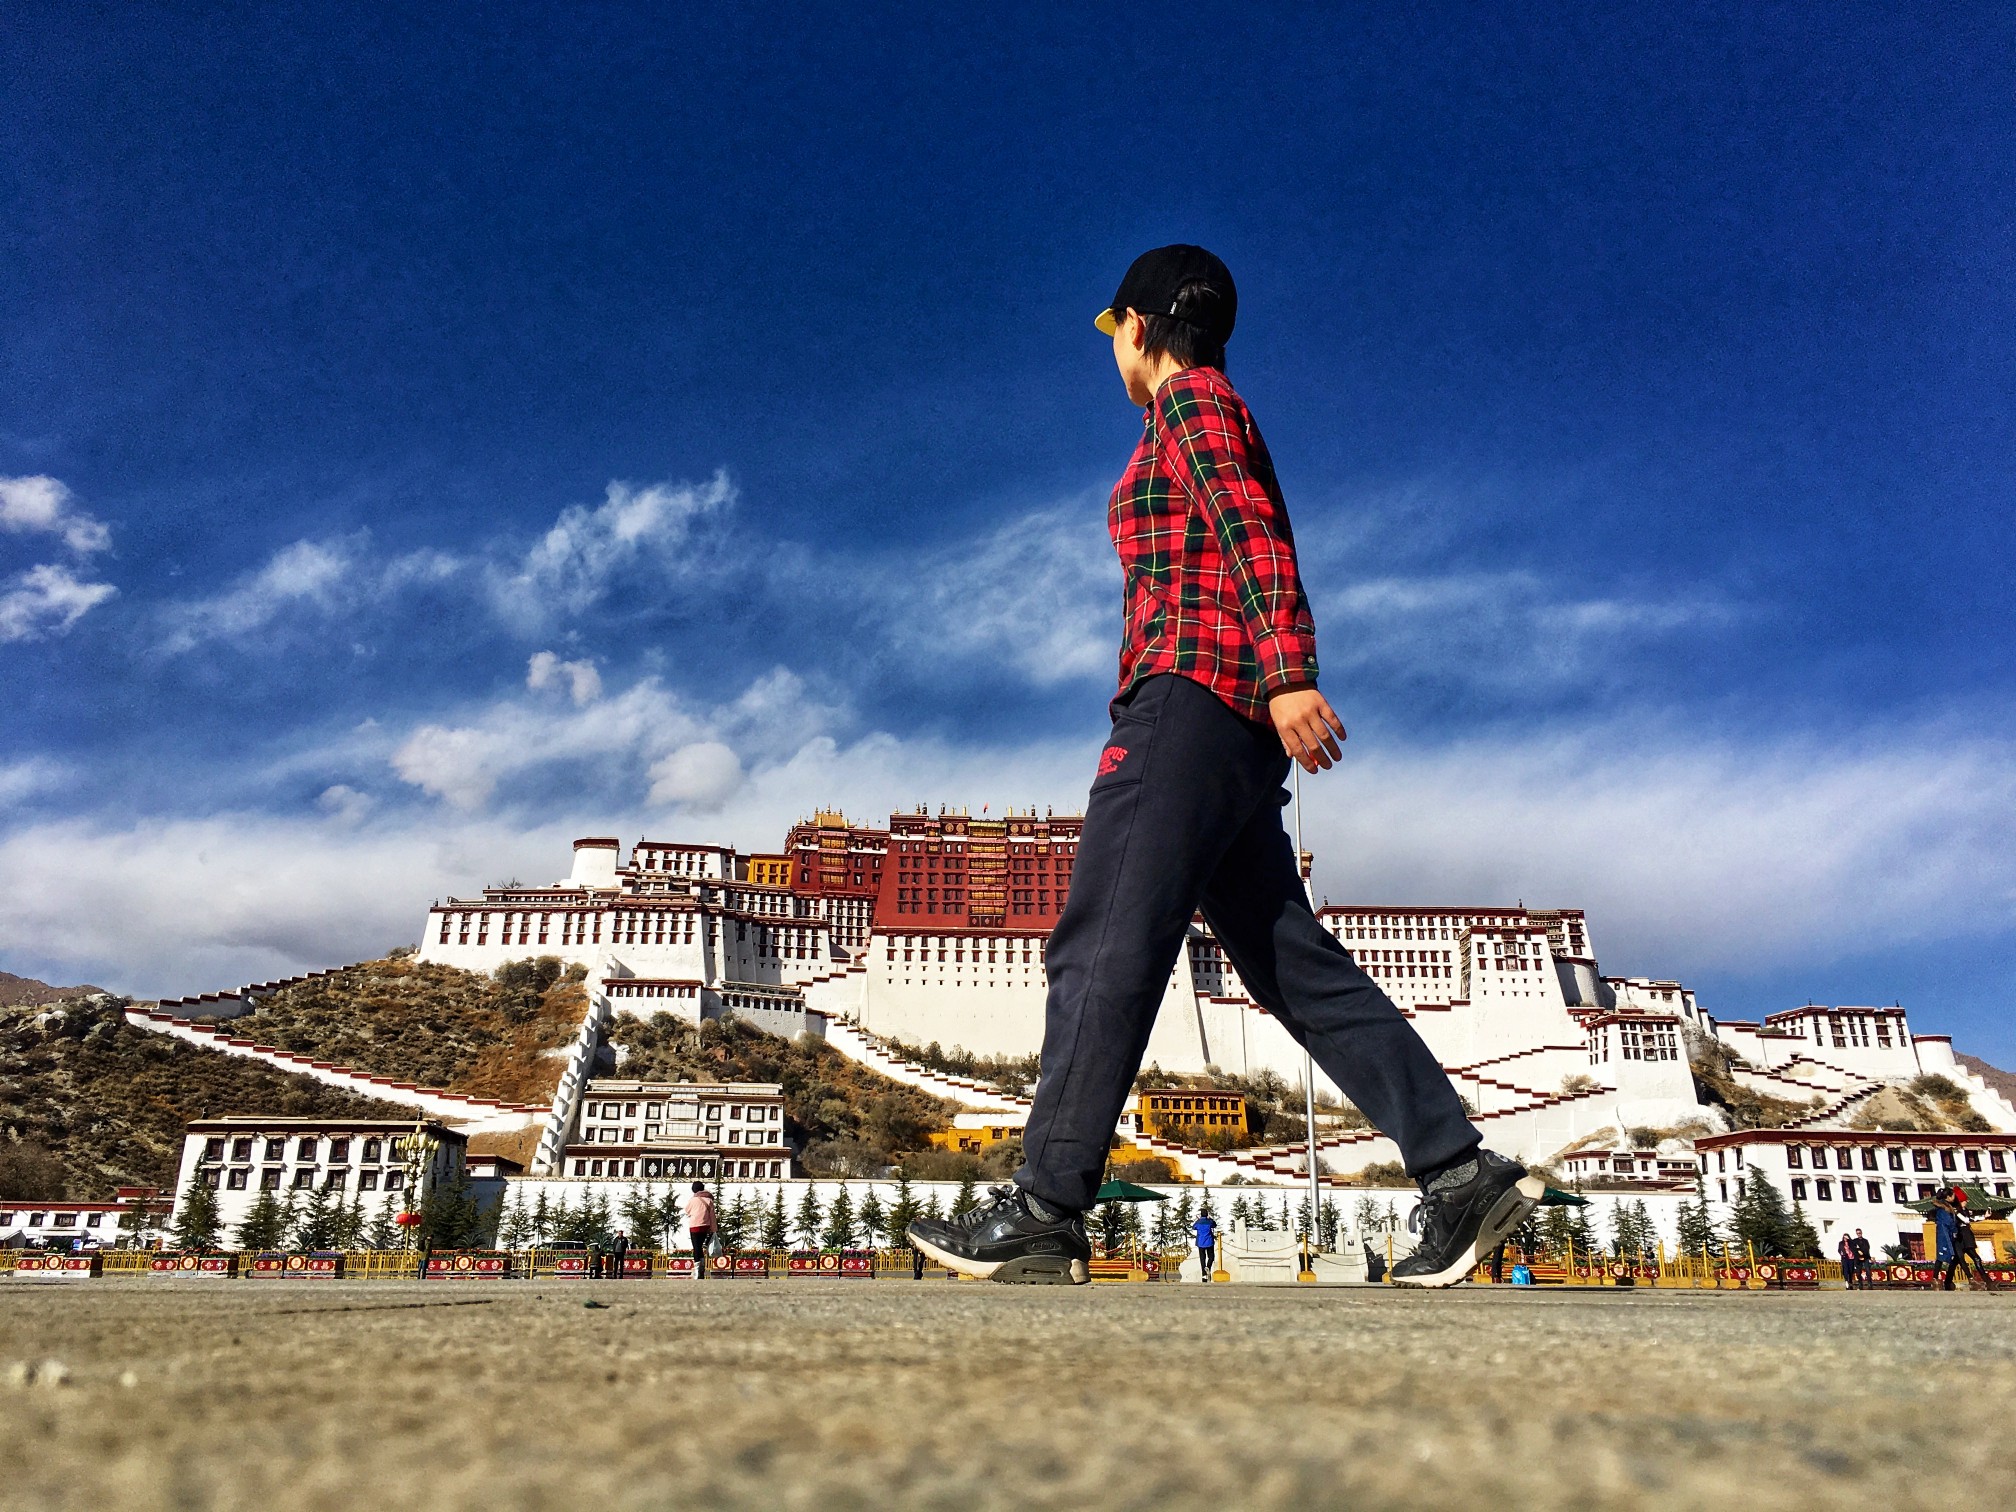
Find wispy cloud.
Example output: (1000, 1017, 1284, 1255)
(0, 757, 70, 808)
(0, 563, 118, 643)
(158, 536, 364, 654)
(0, 475, 110, 555)
(5, 712, 2010, 1003)
(485, 473, 734, 631)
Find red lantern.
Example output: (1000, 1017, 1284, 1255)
(394, 1211, 422, 1229)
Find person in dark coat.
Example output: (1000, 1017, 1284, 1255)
(1851, 1230, 1873, 1289)
(610, 1229, 630, 1279)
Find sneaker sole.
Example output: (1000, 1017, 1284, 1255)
(908, 1231, 1090, 1285)
(1391, 1175, 1546, 1289)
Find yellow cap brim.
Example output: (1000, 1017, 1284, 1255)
(1094, 308, 1118, 336)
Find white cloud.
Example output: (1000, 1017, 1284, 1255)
(0, 475, 110, 555)
(0, 758, 70, 808)
(3, 714, 2010, 1005)
(526, 650, 602, 706)
(1316, 570, 1740, 694)
(315, 784, 376, 824)
(646, 742, 744, 809)
(1300, 724, 2016, 975)
(871, 502, 1119, 686)
(487, 473, 734, 629)
(159, 537, 362, 654)
(0, 563, 118, 642)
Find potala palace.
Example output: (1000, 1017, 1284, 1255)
(114, 805, 2016, 1257)
(410, 811, 2015, 1179)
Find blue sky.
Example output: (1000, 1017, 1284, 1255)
(3, 7, 2012, 1056)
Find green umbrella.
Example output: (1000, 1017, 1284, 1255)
(1539, 1186, 1588, 1207)
(1902, 1183, 2016, 1216)
(1094, 1179, 1170, 1203)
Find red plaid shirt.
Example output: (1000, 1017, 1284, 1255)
(1108, 366, 1320, 721)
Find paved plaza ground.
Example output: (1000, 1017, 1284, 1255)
(3, 1279, 2013, 1510)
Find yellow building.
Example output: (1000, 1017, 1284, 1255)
(1135, 1087, 1249, 1141)
(929, 1122, 1023, 1155)
(743, 854, 791, 887)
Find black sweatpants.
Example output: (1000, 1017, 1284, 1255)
(1016, 673, 1480, 1214)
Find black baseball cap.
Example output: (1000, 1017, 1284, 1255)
(1095, 245, 1237, 343)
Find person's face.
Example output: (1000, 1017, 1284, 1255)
(1109, 308, 1156, 407)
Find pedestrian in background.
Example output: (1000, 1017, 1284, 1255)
(684, 1182, 717, 1281)
(1193, 1210, 1218, 1282)
(1837, 1230, 1859, 1290)
(610, 1229, 630, 1279)
(1851, 1229, 1873, 1289)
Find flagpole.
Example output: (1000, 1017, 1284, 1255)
(1294, 764, 1321, 1261)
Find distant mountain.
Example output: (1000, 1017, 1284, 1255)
(0, 971, 107, 1008)
(1957, 1053, 2016, 1108)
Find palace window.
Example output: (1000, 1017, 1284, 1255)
(329, 1138, 350, 1163)
(231, 1138, 253, 1162)
(261, 1170, 282, 1191)
(1964, 1151, 1982, 1172)
(1790, 1179, 1807, 1201)
(1786, 1147, 1802, 1168)
(1867, 1182, 1883, 1203)
(1913, 1150, 1932, 1172)
(1815, 1180, 1832, 1201)
(204, 1138, 225, 1161)
(1893, 1184, 1910, 1204)
(1940, 1151, 1957, 1171)
(385, 1172, 404, 1191)
(360, 1171, 379, 1191)
(292, 1170, 315, 1189)
(226, 1169, 249, 1190)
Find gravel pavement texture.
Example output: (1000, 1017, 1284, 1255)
(3, 1278, 2012, 1510)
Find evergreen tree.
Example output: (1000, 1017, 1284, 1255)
(420, 1172, 483, 1251)
(1676, 1175, 1718, 1259)
(1094, 1200, 1127, 1257)
(1196, 1192, 1217, 1226)
(1728, 1171, 1794, 1257)
(717, 1192, 749, 1251)
(923, 1192, 944, 1222)
(532, 1189, 552, 1246)
(1319, 1199, 1342, 1252)
(366, 1194, 400, 1251)
(334, 1193, 368, 1251)
(170, 1173, 222, 1251)
(499, 1187, 534, 1250)
(117, 1189, 156, 1248)
(657, 1186, 686, 1248)
(1607, 1200, 1637, 1258)
(1538, 1203, 1575, 1260)
(621, 1184, 660, 1251)
(1784, 1201, 1822, 1258)
(951, 1173, 978, 1218)
(1230, 1194, 1253, 1229)
(762, 1188, 790, 1250)
(822, 1184, 857, 1249)
(795, 1185, 825, 1247)
(1296, 1195, 1313, 1241)
(294, 1186, 339, 1250)
(887, 1175, 920, 1242)
(235, 1188, 287, 1251)
(548, 1191, 578, 1244)
(581, 1189, 613, 1249)
(1631, 1200, 1657, 1259)
(1566, 1202, 1599, 1259)
(857, 1189, 887, 1248)
(1352, 1194, 1383, 1235)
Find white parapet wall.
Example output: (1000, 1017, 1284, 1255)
(123, 1007, 545, 1135)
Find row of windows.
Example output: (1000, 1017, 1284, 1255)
(440, 910, 600, 947)
(585, 1100, 779, 1122)
(1784, 1145, 2008, 1174)
(569, 1156, 750, 1179)
(200, 1167, 407, 1192)
(888, 941, 1047, 964)
(1791, 1178, 2014, 1204)
(203, 1135, 395, 1164)
(1, 1210, 120, 1228)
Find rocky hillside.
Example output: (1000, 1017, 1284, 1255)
(227, 955, 586, 1105)
(1957, 1054, 2016, 1109)
(0, 998, 410, 1199)
(0, 971, 107, 1008)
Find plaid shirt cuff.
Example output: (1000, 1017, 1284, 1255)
(1253, 630, 1320, 696)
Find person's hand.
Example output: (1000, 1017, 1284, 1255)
(1269, 686, 1346, 772)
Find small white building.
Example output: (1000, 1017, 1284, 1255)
(562, 1079, 791, 1183)
(172, 1118, 467, 1241)
(0, 1186, 172, 1249)
(1695, 1129, 2016, 1250)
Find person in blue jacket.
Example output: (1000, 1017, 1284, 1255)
(1933, 1192, 1961, 1290)
(1193, 1212, 1218, 1281)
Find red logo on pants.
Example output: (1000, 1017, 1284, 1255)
(1096, 744, 1130, 776)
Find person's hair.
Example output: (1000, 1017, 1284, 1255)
(692, 1181, 705, 1192)
(1137, 278, 1229, 373)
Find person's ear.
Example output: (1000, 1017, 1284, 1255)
(1125, 310, 1147, 350)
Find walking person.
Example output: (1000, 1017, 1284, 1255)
(1949, 1189, 1987, 1288)
(1836, 1231, 1858, 1290)
(684, 1182, 717, 1281)
(1933, 1190, 1962, 1290)
(1851, 1229, 1873, 1290)
(907, 246, 1541, 1288)
(610, 1229, 630, 1280)
(1193, 1210, 1218, 1282)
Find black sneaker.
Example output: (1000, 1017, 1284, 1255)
(1390, 1150, 1544, 1288)
(906, 1185, 1091, 1285)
